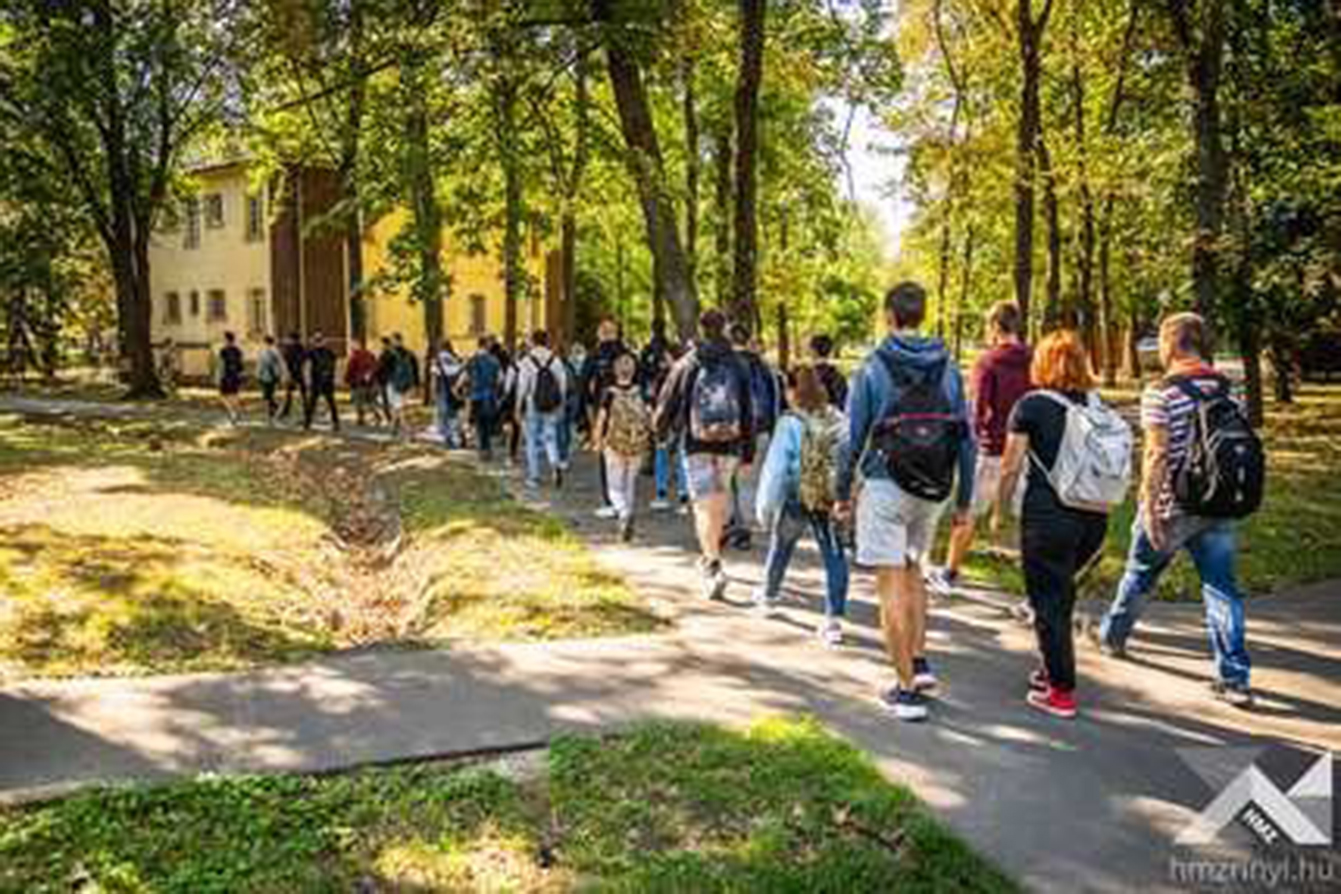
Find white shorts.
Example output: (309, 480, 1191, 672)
(856, 478, 947, 568)
(685, 453, 739, 502)
(385, 386, 406, 411)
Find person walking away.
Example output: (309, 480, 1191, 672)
(217, 332, 245, 426)
(494, 344, 523, 465)
(655, 309, 756, 601)
(557, 345, 583, 465)
(810, 334, 848, 410)
(997, 331, 1132, 719)
(157, 338, 180, 398)
(642, 321, 685, 511)
(583, 318, 632, 518)
(725, 322, 782, 550)
(376, 337, 397, 420)
(384, 335, 416, 439)
(346, 340, 381, 427)
(928, 301, 1033, 596)
(256, 335, 286, 424)
(303, 331, 340, 432)
(598, 353, 652, 541)
(279, 331, 307, 421)
(755, 364, 850, 646)
(466, 337, 502, 460)
(1095, 312, 1264, 706)
(432, 339, 465, 447)
(835, 282, 975, 722)
(515, 330, 570, 489)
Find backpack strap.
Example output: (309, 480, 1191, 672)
(1164, 373, 1230, 405)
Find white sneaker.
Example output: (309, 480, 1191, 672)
(700, 560, 727, 601)
(595, 505, 618, 520)
(924, 566, 959, 598)
(649, 498, 672, 512)
(751, 589, 781, 617)
(817, 620, 843, 648)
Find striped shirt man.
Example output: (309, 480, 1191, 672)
(1140, 368, 1236, 519)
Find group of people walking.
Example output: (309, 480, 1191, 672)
(205, 279, 1265, 725)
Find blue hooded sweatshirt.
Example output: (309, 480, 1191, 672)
(836, 333, 976, 509)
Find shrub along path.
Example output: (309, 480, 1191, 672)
(0, 394, 1338, 893)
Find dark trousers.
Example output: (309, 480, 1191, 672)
(472, 398, 495, 456)
(1022, 509, 1108, 691)
(304, 382, 339, 431)
(598, 451, 612, 507)
(261, 380, 279, 419)
(280, 379, 307, 419)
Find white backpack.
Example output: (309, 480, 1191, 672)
(1031, 390, 1133, 513)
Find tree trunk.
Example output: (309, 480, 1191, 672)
(1239, 317, 1264, 425)
(731, 0, 767, 328)
(403, 49, 443, 349)
(1071, 46, 1097, 354)
(1126, 308, 1142, 383)
(497, 73, 523, 350)
(776, 303, 790, 371)
(955, 225, 976, 361)
(598, 20, 698, 340)
(1013, 0, 1053, 332)
(683, 57, 699, 288)
(1098, 197, 1119, 386)
(1038, 137, 1063, 330)
(935, 205, 954, 341)
(714, 126, 733, 307)
(341, 1, 368, 346)
(561, 210, 577, 347)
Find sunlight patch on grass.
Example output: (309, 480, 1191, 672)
(0, 718, 1016, 893)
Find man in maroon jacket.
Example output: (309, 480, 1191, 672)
(928, 301, 1032, 595)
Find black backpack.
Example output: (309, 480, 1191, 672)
(1169, 376, 1265, 519)
(870, 353, 964, 502)
(532, 355, 564, 413)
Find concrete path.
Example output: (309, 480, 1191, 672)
(1, 395, 1338, 893)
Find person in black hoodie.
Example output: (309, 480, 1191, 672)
(582, 317, 633, 517)
(723, 322, 782, 550)
(654, 309, 755, 601)
(279, 332, 307, 421)
(303, 331, 340, 432)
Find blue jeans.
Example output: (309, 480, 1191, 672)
(761, 502, 849, 619)
(436, 391, 461, 447)
(524, 411, 563, 485)
(1099, 514, 1251, 685)
(654, 441, 688, 500)
(472, 398, 495, 457)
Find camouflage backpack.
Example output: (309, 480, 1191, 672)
(798, 408, 844, 514)
(605, 387, 651, 456)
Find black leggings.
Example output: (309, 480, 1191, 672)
(1022, 510, 1108, 691)
(304, 383, 339, 430)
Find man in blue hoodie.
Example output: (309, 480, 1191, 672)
(835, 282, 975, 722)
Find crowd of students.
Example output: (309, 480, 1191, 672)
(206, 279, 1265, 724)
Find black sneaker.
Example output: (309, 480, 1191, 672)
(553, 467, 565, 489)
(618, 515, 635, 543)
(1211, 680, 1254, 708)
(878, 686, 929, 722)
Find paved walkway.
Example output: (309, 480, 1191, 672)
(1, 395, 1339, 892)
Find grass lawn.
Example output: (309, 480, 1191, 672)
(0, 717, 1016, 893)
(0, 414, 657, 680)
(955, 383, 1341, 601)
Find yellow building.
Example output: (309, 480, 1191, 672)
(149, 160, 564, 376)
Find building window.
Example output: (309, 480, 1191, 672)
(245, 194, 264, 242)
(164, 292, 181, 325)
(189, 290, 200, 317)
(184, 199, 201, 249)
(207, 289, 227, 322)
(469, 294, 487, 336)
(204, 193, 224, 229)
(246, 288, 267, 335)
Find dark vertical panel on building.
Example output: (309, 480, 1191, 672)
(300, 168, 349, 350)
(269, 174, 302, 337)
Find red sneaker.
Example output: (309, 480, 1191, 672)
(1027, 685, 1078, 719)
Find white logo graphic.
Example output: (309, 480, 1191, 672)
(1179, 749, 1333, 847)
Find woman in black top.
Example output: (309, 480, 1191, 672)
(217, 331, 245, 426)
(999, 330, 1109, 720)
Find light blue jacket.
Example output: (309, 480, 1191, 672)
(756, 407, 847, 528)
(836, 333, 977, 510)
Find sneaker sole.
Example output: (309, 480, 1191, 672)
(912, 675, 938, 693)
(1026, 693, 1077, 719)
(884, 703, 929, 722)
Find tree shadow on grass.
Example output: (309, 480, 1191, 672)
(0, 525, 330, 678)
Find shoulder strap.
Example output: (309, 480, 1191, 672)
(1166, 373, 1230, 404)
